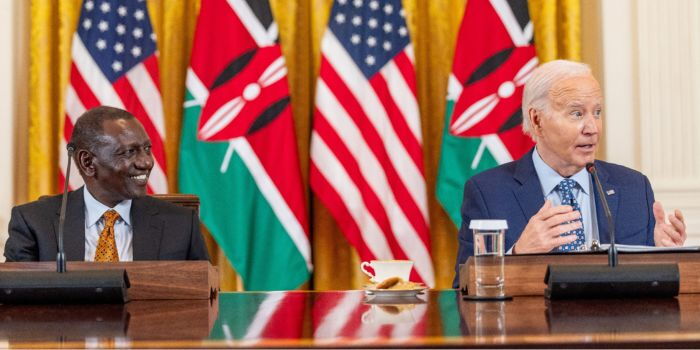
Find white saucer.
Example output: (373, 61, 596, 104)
(364, 287, 426, 298)
(364, 294, 427, 305)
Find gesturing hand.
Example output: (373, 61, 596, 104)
(513, 200, 582, 254)
(653, 201, 686, 247)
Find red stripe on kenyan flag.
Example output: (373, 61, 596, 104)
(245, 105, 309, 234)
(259, 292, 307, 338)
(188, 0, 257, 88)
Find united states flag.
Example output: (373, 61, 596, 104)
(310, 0, 434, 286)
(312, 292, 428, 341)
(61, 0, 168, 194)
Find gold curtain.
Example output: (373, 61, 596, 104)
(27, 0, 580, 290)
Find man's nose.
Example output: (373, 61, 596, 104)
(582, 114, 599, 134)
(134, 150, 154, 169)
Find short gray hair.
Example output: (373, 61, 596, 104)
(521, 60, 592, 139)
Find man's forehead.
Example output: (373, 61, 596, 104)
(102, 117, 136, 130)
(96, 118, 149, 145)
(100, 118, 146, 135)
(549, 75, 602, 104)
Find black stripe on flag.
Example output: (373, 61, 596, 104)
(506, 0, 531, 32)
(245, 0, 274, 32)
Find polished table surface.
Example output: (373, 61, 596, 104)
(2, 290, 700, 348)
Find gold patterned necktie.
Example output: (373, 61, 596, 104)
(94, 209, 120, 262)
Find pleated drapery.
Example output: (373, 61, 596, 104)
(27, 0, 580, 290)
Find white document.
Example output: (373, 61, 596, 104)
(598, 244, 700, 253)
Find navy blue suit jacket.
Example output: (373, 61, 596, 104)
(453, 150, 656, 287)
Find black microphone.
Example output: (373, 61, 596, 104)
(56, 142, 76, 273)
(586, 162, 617, 267)
(542, 162, 680, 299)
(0, 143, 130, 304)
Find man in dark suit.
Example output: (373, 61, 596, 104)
(454, 60, 686, 287)
(5, 106, 209, 262)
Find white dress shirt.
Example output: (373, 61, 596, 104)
(83, 186, 134, 261)
(532, 147, 599, 249)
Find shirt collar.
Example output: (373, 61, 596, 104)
(83, 186, 132, 228)
(532, 147, 590, 196)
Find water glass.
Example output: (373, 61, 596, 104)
(471, 220, 507, 298)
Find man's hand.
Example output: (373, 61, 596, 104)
(513, 200, 581, 254)
(653, 201, 686, 247)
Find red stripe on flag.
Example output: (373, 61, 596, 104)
(320, 59, 429, 243)
(313, 111, 405, 258)
(368, 73, 424, 171)
(310, 163, 375, 260)
(142, 55, 161, 90)
(393, 51, 417, 98)
(412, 305, 428, 336)
(63, 116, 74, 143)
(338, 302, 369, 337)
(378, 325, 393, 338)
(246, 107, 310, 234)
(260, 293, 306, 338)
(111, 77, 168, 169)
(189, 0, 258, 88)
(70, 64, 101, 110)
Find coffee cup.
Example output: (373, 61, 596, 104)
(360, 260, 413, 283)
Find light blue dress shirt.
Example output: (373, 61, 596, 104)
(532, 147, 598, 250)
(83, 186, 134, 261)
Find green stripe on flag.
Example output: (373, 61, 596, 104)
(179, 90, 309, 291)
(209, 293, 267, 340)
(438, 290, 463, 337)
(436, 100, 498, 228)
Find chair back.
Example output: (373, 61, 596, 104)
(151, 194, 200, 216)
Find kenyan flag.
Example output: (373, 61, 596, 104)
(179, 0, 311, 290)
(437, 0, 537, 227)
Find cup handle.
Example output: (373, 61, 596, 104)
(360, 261, 375, 280)
(361, 309, 373, 324)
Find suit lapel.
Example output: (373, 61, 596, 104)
(593, 162, 619, 244)
(131, 197, 162, 260)
(53, 188, 86, 261)
(513, 150, 545, 222)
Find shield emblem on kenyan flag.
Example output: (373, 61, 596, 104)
(197, 45, 290, 141)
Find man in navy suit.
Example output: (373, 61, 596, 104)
(454, 60, 686, 287)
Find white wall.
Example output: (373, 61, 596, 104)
(0, 1, 27, 261)
(0, 1, 15, 260)
(601, 0, 700, 245)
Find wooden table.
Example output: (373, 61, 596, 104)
(1, 290, 700, 348)
(460, 251, 700, 296)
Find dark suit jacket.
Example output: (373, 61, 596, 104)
(453, 150, 656, 287)
(4, 187, 209, 262)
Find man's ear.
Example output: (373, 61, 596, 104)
(529, 108, 543, 137)
(76, 149, 96, 177)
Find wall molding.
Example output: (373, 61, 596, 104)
(600, 0, 700, 245)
